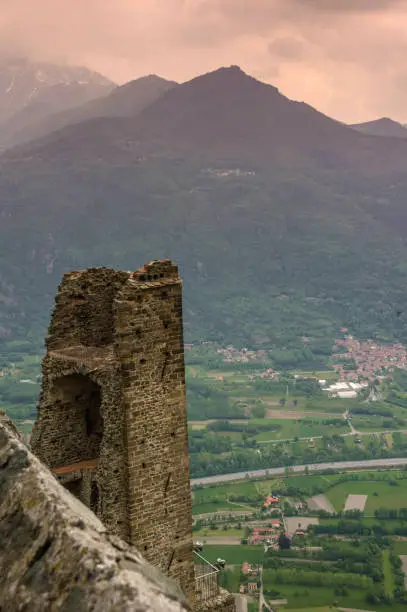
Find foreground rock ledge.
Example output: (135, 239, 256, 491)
(0, 414, 190, 612)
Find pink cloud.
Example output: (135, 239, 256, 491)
(0, 0, 407, 122)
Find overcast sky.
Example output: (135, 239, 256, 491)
(1, 0, 407, 123)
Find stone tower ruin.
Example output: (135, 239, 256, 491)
(31, 261, 196, 605)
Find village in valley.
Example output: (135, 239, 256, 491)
(192, 468, 407, 611)
(4, 331, 407, 610)
(186, 331, 407, 610)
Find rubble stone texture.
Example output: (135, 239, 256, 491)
(30, 261, 235, 612)
(0, 413, 191, 612)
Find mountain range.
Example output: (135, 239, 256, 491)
(0, 57, 115, 150)
(1, 73, 177, 149)
(2, 62, 407, 350)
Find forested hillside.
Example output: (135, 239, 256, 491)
(2, 66, 407, 350)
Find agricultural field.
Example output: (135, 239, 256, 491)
(325, 479, 407, 513)
(219, 566, 241, 593)
(192, 528, 244, 538)
(343, 494, 368, 512)
(203, 545, 265, 565)
(262, 537, 407, 611)
(285, 474, 340, 491)
(253, 418, 349, 442)
(351, 414, 397, 431)
(383, 549, 394, 597)
(193, 481, 260, 503)
(263, 584, 368, 610)
(193, 479, 282, 506)
(192, 501, 256, 515)
(285, 608, 335, 612)
(392, 540, 407, 555)
(263, 584, 407, 610)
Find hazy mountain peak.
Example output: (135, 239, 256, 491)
(0, 56, 116, 149)
(350, 116, 407, 138)
(0, 71, 177, 149)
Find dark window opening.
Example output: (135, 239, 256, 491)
(85, 388, 103, 438)
(65, 478, 82, 500)
(52, 374, 103, 462)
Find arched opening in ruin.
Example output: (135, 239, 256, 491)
(52, 374, 103, 463)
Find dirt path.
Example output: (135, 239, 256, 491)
(306, 494, 335, 514)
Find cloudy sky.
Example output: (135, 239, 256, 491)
(1, 0, 407, 123)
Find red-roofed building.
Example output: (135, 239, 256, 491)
(248, 526, 280, 545)
(264, 495, 279, 508)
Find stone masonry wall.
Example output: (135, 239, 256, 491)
(30, 260, 235, 612)
(31, 261, 196, 608)
(114, 261, 195, 606)
(31, 354, 129, 543)
(45, 268, 129, 351)
(0, 413, 191, 612)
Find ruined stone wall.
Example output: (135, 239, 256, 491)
(31, 354, 129, 542)
(30, 260, 235, 612)
(31, 261, 196, 608)
(114, 261, 195, 606)
(45, 268, 128, 351)
(0, 413, 191, 612)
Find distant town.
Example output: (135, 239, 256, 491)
(331, 333, 407, 381)
(207, 333, 407, 397)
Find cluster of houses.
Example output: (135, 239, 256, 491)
(248, 368, 280, 381)
(216, 346, 269, 363)
(331, 335, 407, 382)
(247, 522, 282, 546)
(239, 563, 260, 594)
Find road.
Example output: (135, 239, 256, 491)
(191, 457, 407, 486)
(258, 567, 272, 611)
(234, 594, 248, 612)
